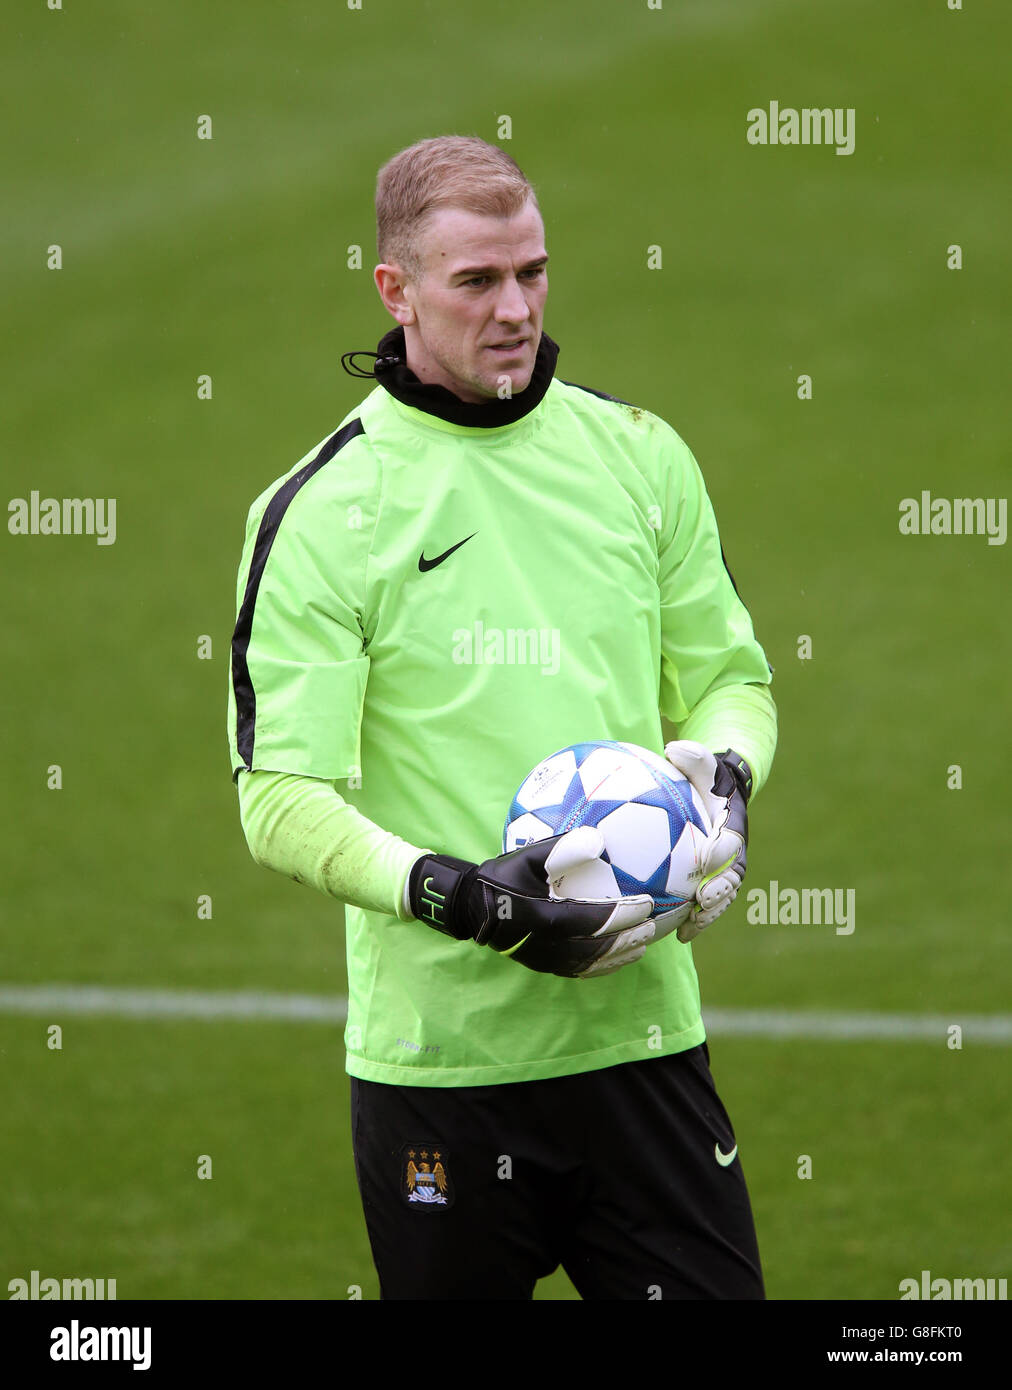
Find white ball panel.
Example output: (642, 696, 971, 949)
(596, 803, 672, 880)
(505, 812, 556, 853)
(619, 742, 671, 779)
(579, 747, 656, 802)
(515, 749, 577, 812)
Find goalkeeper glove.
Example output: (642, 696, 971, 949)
(662, 741, 753, 942)
(407, 827, 655, 979)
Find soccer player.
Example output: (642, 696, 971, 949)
(227, 135, 777, 1300)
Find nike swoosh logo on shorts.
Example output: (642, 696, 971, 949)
(418, 532, 477, 572)
(715, 1142, 738, 1167)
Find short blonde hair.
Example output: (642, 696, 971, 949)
(376, 135, 539, 281)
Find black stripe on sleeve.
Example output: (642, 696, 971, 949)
(231, 417, 366, 779)
(564, 377, 774, 681)
(558, 378, 635, 406)
(720, 543, 743, 601)
(720, 544, 774, 678)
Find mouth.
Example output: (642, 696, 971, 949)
(486, 339, 529, 353)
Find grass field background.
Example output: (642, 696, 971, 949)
(2, 0, 1008, 1301)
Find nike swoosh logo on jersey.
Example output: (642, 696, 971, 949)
(715, 1142, 738, 1167)
(418, 532, 477, 572)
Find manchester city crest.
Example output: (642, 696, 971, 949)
(401, 1144, 453, 1208)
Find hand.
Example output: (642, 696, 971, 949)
(407, 826, 656, 979)
(662, 741, 753, 942)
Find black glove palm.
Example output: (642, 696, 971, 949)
(408, 830, 655, 979)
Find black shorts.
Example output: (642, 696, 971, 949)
(350, 1042, 764, 1300)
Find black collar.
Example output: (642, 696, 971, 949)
(341, 326, 559, 428)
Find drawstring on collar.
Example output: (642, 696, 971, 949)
(340, 350, 402, 379)
(339, 326, 559, 429)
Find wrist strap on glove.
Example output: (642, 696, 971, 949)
(408, 854, 479, 941)
(714, 749, 753, 803)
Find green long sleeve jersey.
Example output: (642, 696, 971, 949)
(227, 332, 777, 1085)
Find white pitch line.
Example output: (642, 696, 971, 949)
(0, 984, 1009, 1043)
(0, 984, 346, 1022)
(701, 1008, 1012, 1044)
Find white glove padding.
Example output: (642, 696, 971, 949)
(545, 826, 656, 977)
(662, 740, 752, 942)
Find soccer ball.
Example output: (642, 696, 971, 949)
(503, 740, 712, 926)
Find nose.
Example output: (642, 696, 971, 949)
(493, 276, 533, 325)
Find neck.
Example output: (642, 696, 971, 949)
(371, 325, 560, 429)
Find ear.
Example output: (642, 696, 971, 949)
(374, 264, 416, 326)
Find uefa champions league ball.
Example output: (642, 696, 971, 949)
(503, 740, 712, 928)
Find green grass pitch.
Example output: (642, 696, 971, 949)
(2, 0, 1009, 1301)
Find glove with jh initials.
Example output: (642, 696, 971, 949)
(408, 827, 656, 979)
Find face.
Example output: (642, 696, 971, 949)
(375, 199, 548, 403)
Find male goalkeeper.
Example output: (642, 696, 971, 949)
(227, 135, 777, 1300)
